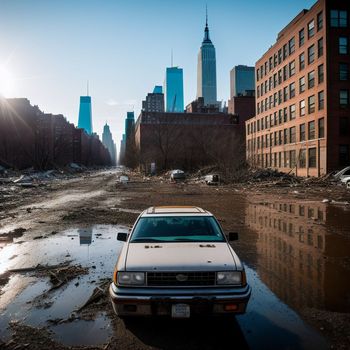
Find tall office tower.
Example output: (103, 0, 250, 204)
(78, 96, 92, 135)
(230, 65, 255, 98)
(165, 67, 184, 112)
(142, 85, 165, 112)
(125, 111, 135, 140)
(102, 123, 117, 165)
(197, 9, 217, 106)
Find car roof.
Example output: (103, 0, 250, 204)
(142, 206, 212, 216)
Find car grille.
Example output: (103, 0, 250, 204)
(147, 272, 216, 286)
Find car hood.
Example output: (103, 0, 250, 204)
(124, 242, 236, 271)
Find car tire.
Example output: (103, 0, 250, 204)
(347, 181, 350, 189)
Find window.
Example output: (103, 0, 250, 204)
(299, 28, 305, 47)
(278, 109, 283, 124)
(284, 86, 289, 101)
(318, 64, 324, 83)
(308, 45, 315, 64)
(284, 151, 289, 167)
(340, 117, 349, 136)
(317, 11, 323, 31)
(283, 65, 288, 81)
(284, 129, 288, 144)
(339, 37, 348, 54)
(318, 91, 324, 110)
(299, 76, 306, 93)
(318, 118, 324, 138)
(290, 82, 295, 98)
(289, 37, 295, 55)
(340, 90, 349, 107)
(308, 121, 315, 140)
(340, 63, 348, 80)
(309, 148, 316, 168)
(283, 107, 288, 122)
(289, 60, 295, 76)
(339, 145, 349, 166)
(290, 126, 296, 143)
(300, 123, 306, 141)
(299, 149, 306, 168)
(278, 90, 282, 104)
(308, 95, 315, 113)
(331, 10, 348, 28)
(274, 53, 278, 67)
(290, 104, 296, 120)
(308, 20, 315, 38)
(279, 130, 282, 145)
(299, 52, 305, 70)
(290, 150, 296, 167)
(308, 71, 315, 88)
(256, 69, 260, 82)
(278, 49, 282, 64)
(300, 100, 306, 116)
(318, 38, 323, 57)
(269, 57, 273, 70)
(283, 44, 288, 60)
(278, 70, 282, 84)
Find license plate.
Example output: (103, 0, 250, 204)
(171, 303, 190, 318)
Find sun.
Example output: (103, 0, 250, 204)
(0, 65, 15, 97)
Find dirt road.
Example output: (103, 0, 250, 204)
(0, 168, 349, 349)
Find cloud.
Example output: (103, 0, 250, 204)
(106, 99, 137, 107)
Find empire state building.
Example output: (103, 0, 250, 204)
(197, 11, 217, 106)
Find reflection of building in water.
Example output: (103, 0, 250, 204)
(246, 200, 350, 312)
(78, 228, 92, 245)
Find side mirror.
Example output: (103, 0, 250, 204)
(228, 232, 239, 241)
(117, 232, 128, 242)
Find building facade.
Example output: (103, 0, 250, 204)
(78, 96, 93, 135)
(197, 13, 217, 106)
(102, 123, 117, 165)
(246, 0, 350, 177)
(142, 86, 165, 112)
(165, 67, 184, 113)
(230, 65, 255, 98)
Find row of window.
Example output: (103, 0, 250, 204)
(252, 148, 318, 169)
(249, 90, 349, 135)
(257, 11, 326, 81)
(257, 39, 325, 98)
(251, 144, 350, 169)
(247, 118, 324, 152)
(257, 66, 325, 115)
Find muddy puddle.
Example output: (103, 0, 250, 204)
(0, 225, 126, 346)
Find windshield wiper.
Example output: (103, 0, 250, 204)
(131, 238, 163, 243)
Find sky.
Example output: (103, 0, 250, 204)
(0, 0, 316, 149)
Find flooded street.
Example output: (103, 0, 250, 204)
(0, 169, 349, 349)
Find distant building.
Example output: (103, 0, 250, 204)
(186, 97, 220, 114)
(197, 11, 217, 106)
(246, 0, 350, 177)
(78, 96, 93, 135)
(102, 123, 117, 165)
(165, 67, 184, 112)
(230, 65, 255, 98)
(142, 86, 165, 112)
(125, 112, 135, 139)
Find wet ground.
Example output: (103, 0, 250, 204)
(0, 168, 349, 349)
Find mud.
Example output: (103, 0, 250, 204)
(0, 168, 349, 349)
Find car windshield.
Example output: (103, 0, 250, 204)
(130, 216, 225, 243)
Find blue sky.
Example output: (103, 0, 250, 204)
(0, 0, 316, 146)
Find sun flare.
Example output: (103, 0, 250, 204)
(0, 65, 15, 97)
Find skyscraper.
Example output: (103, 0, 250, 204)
(230, 65, 255, 98)
(142, 85, 165, 112)
(165, 67, 184, 113)
(125, 111, 135, 139)
(102, 123, 117, 165)
(77, 96, 92, 135)
(197, 9, 217, 106)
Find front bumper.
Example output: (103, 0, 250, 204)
(109, 283, 251, 317)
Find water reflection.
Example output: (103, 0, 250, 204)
(246, 199, 350, 312)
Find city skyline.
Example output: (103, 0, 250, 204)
(0, 0, 316, 145)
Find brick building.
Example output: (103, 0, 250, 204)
(134, 111, 241, 173)
(246, 0, 350, 176)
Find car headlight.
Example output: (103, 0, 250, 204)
(117, 272, 145, 286)
(216, 271, 243, 285)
